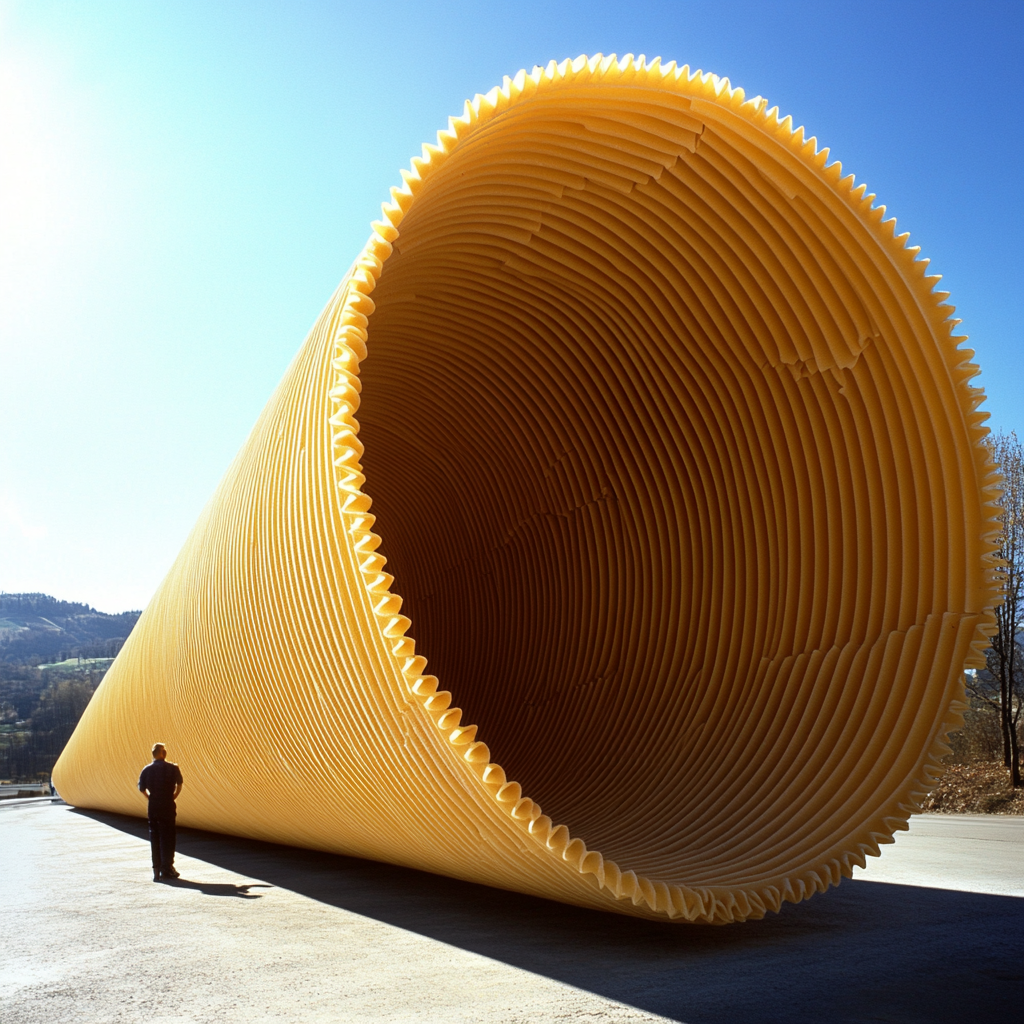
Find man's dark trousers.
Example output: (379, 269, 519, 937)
(149, 815, 176, 875)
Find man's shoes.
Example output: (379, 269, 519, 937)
(163, 868, 180, 879)
(153, 870, 162, 881)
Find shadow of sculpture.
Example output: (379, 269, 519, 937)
(74, 807, 1023, 1024)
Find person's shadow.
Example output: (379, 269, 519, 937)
(160, 877, 271, 898)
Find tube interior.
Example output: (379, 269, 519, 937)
(356, 91, 957, 885)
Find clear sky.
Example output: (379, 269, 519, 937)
(1, 0, 1021, 613)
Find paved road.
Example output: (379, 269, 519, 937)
(1, 801, 1021, 1023)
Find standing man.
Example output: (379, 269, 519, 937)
(138, 743, 183, 882)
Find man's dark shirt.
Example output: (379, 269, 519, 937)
(138, 760, 183, 819)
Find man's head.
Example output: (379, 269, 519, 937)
(152, 743, 167, 760)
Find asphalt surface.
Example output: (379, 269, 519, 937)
(1, 800, 1021, 1023)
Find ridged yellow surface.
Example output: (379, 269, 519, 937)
(54, 56, 1000, 923)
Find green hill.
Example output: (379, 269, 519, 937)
(0, 594, 142, 782)
(0, 593, 141, 665)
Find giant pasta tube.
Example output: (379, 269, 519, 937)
(54, 56, 1000, 923)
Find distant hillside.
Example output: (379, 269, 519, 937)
(0, 594, 142, 780)
(0, 593, 141, 665)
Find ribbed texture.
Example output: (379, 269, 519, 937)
(53, 55, 1000, 923)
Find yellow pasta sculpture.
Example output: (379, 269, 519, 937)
(54, 56, 1000, 923)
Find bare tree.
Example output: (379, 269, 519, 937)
(30, 679, 96, 759)
(967, 430, 1024, 787)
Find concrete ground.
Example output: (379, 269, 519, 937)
(1, 801, 1021, 1024)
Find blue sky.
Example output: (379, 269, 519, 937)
(1, 0, 1021, 612)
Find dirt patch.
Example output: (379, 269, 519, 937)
(923, 760, 1024, 815)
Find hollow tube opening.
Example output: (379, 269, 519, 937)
(355, 83, 986, 888)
